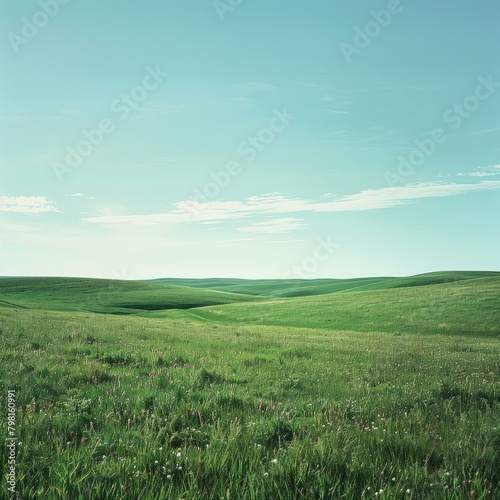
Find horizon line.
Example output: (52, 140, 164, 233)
(1, 269, 499, 282)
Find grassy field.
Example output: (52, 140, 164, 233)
(1, 273, 499, 499)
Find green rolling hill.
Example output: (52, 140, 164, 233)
(0, 277, 260, 314)
(1, 272, 499, 336)
(150, 275, 500, 337)
(153, 271, 500, 298)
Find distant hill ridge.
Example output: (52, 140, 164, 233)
(0, 271, 499, 313)
(1, 272, 499, 336)
(153, 271, 500, 298)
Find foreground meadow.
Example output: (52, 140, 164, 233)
(1, 276, 499, 499)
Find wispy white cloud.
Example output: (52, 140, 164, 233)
(307, 181, 500, 211)
(67, 193, 86, 197)
(468, 126, 500, 137)
(237, 217, 305, 234)
(83, 180, 500, 227)
(0, 196, 59, 214)
(456, 165, 500, 178)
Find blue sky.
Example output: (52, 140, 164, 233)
(1, 0, 499, 279)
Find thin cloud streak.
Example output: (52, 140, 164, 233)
(456, 165, 500, 178)
(0, 196, 59, 214)
(82, 180, 500, 226)
(237, 217, 305, 234)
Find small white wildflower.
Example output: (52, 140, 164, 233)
(406, 489, 411, 494)
(176, 452, 181, 457)
(264, 472, 269, 477)
(155, 460, 159, 464)
(167, 474, 172, 480)
(272, 458, 278, 463)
